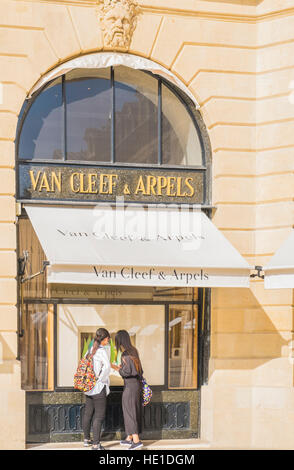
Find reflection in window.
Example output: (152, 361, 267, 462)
(20, 303, 54, 390)
(18, 78, 64, 160)
(114, 66, 158, 164)
(162, 84, 202, 166)
(65, 68, 111, 162)
(168, 304, 197, 388)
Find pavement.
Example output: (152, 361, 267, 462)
(26, 439, 263, 450)
(26, 439, 210, 450)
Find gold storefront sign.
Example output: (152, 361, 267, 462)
(18, 163, 204, 204)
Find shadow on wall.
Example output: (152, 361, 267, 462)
(0, 333, 16, 375)
(210, 286, 292, 373)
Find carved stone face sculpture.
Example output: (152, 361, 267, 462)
(98, 0, 139, 49)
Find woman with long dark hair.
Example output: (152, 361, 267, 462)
(83, 327, 111, 450)
(113, 329, 144, 450)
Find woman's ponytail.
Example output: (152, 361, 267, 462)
(87, 328, 110, 357)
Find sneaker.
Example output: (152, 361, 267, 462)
(92, 443, 105, 450)
(128, 441, 143, 450)
(84, 439, 93, 447)
(120, 439, 133, 446)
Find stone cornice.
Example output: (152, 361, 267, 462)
(13, 0, 294, 24)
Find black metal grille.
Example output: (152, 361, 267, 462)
(28, 401, 190, 436)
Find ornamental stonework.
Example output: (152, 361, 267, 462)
(96, 0, 140, 49)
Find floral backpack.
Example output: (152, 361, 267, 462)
(73, 354, 96, 392)
(141, 377, 152, 406)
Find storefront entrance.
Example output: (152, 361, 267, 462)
(23, 292, 202, 443)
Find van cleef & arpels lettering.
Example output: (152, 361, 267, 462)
(93, 266, 209, 285)
(19, 164, 204, 204)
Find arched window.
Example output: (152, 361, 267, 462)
(17, 66, 204, 168)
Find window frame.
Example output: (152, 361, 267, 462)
(16, 67, 206, 170)
(21, 297, 202, 393)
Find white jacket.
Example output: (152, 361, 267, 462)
(85, 345, 111, 396)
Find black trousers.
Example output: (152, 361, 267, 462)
(83, 388, 107, 445)
(122, 378, 142, 436)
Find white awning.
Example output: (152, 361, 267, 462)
(264, 230, 294, 289)
(25, 205, 252, 288)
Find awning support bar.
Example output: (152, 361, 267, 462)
(18, 250, 50, 283)
(250, 265, 264, 279)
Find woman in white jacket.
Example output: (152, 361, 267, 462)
(83, 328, 111, 450)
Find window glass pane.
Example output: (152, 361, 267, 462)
(20, 303, 54, 390)
(18, 78, 64, 160)
(57, 304, 165, 387)
(168, 304, 197, 389)
(162, 84, 202, 166)
(114, 66, 158, 164)
(65, 68, 111, 162)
